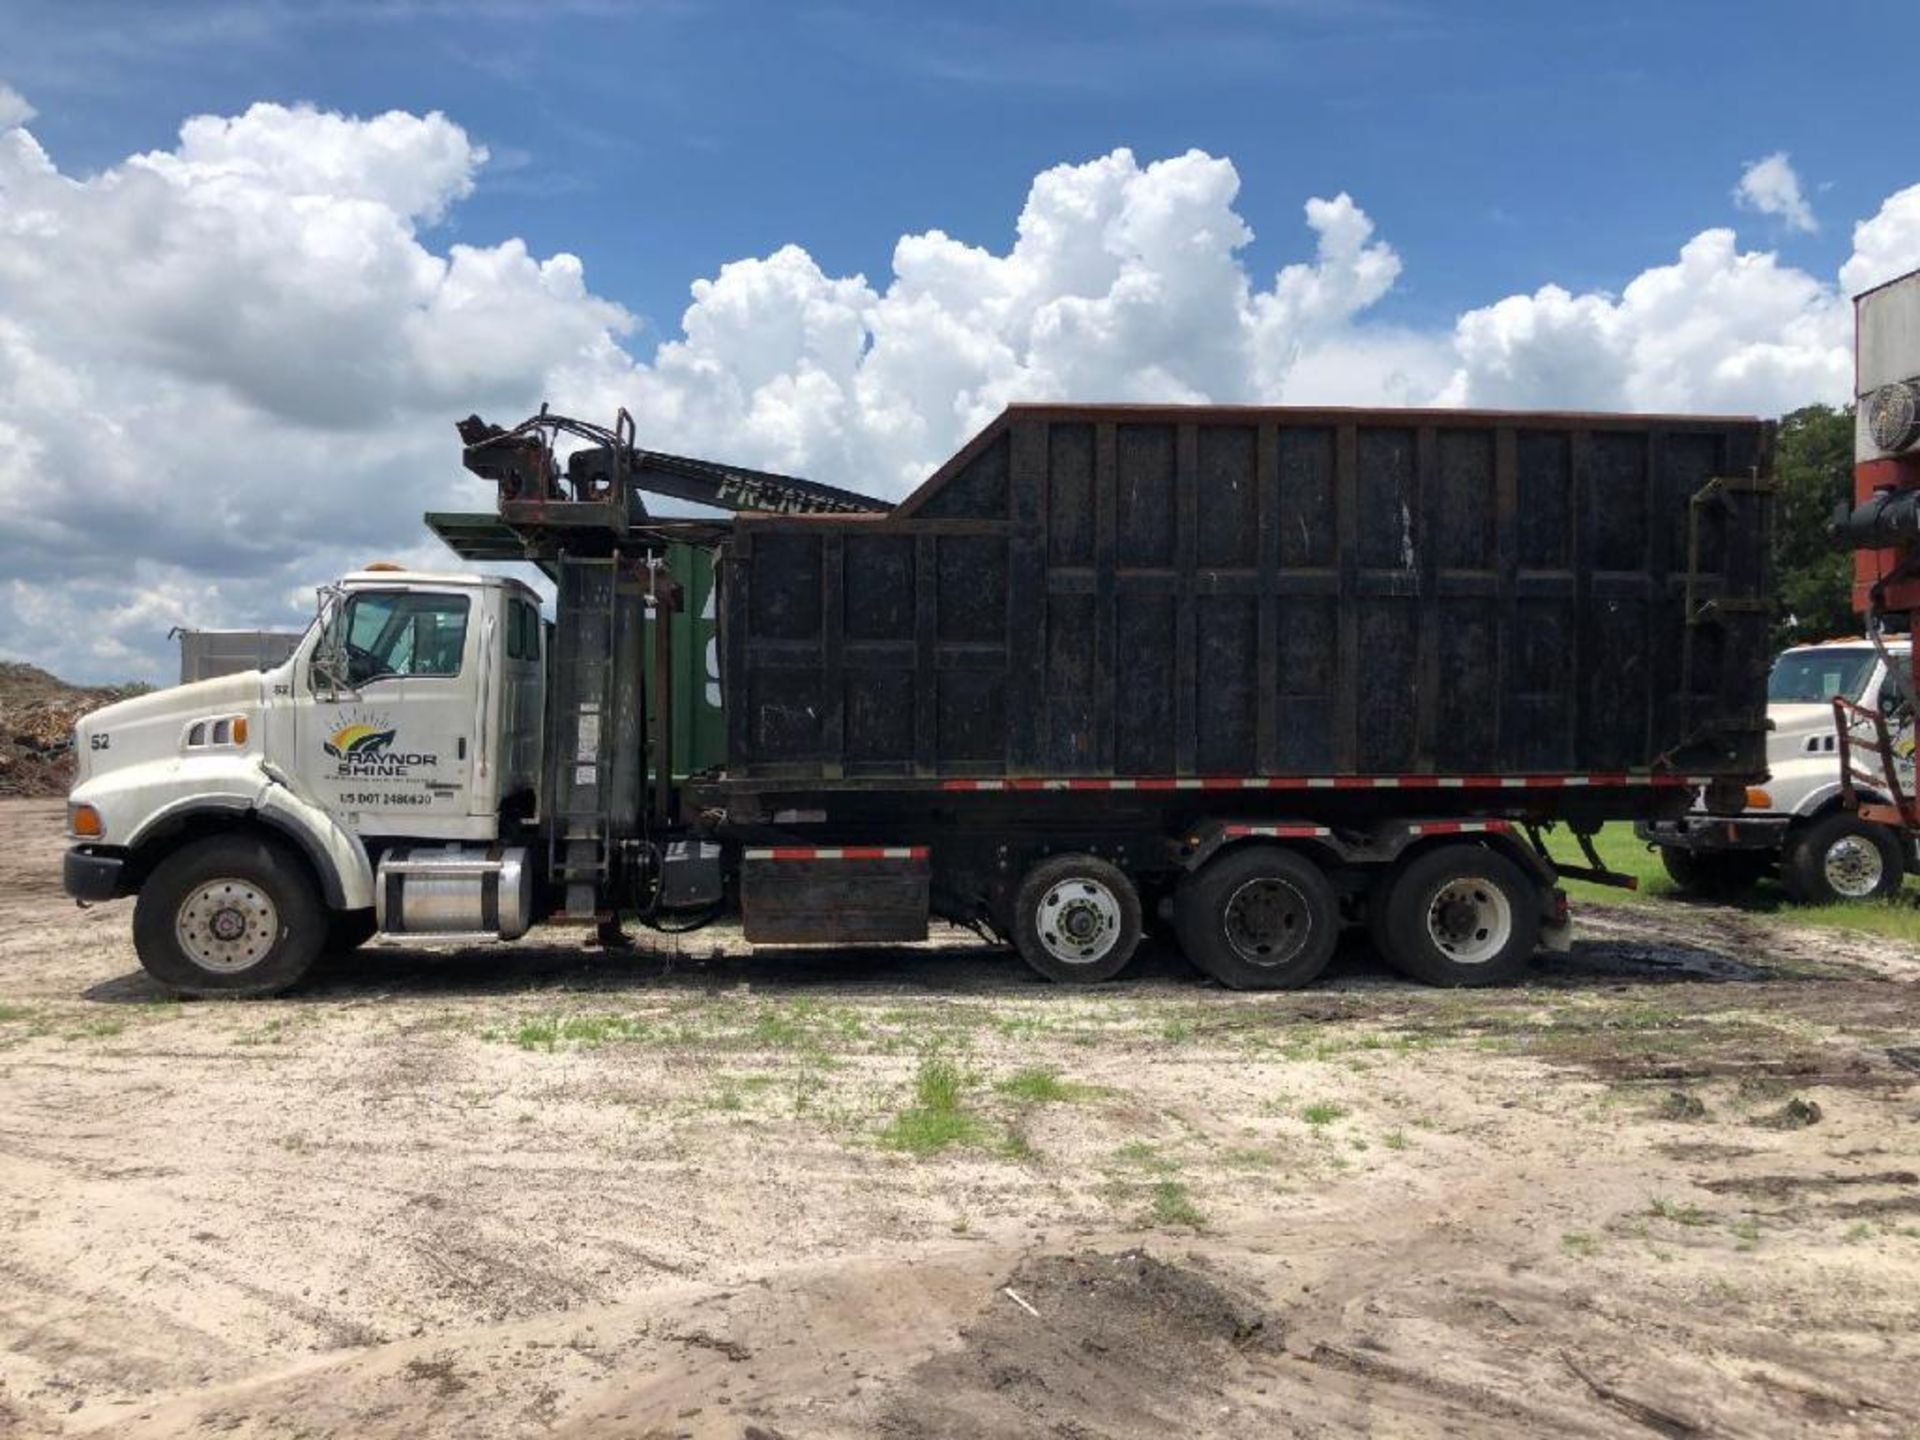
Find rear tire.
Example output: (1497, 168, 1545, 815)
(1659, 846, 1767, 898)
(132, 834, 325, 998)
(1175, 846, 1339, 991)
(1010, 854, 1142, 985)
(1780, 814, 1904, 904)
(1371, 844, 1541, 987)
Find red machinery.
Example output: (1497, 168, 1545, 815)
(1834, 268, 1920, 826)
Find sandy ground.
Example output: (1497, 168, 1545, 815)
(2, 797, 1918, 1438)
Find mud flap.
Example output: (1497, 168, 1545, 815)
(1540, 887, 1573, 954)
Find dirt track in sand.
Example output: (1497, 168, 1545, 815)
(2, 795, 1918, 1438)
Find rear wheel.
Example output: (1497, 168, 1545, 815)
(1370, 844, 1541, 987)
(1781, 814, 1904, 903)
(1175, 846, 1339, 990)
(132, 834, 325, 998)
(1010, 854, 1142, 985)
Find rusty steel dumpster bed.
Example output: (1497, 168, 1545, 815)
(716, 404, 1772, 811)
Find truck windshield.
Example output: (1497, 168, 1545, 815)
(1767, 649, 1877, 703)
(319, 591, 471, 685)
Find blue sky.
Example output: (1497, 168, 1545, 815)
(6, 0, 1900, 342)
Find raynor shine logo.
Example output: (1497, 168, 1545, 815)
(323, 710, 438, 777)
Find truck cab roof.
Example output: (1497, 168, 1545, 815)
(1778, 637, 1910, 654)
(340, 568, 541, 598)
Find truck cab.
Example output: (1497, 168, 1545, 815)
(64, 570, 547, 994)
(1639, 639, 1914, 902)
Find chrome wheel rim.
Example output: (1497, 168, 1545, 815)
(176, 878, 279, 973)
(1037, 878, 1122, 965)
(1424, 877, 1512, 965)
(1223, 877, 1312, 967)
(1823, 836, 1884, 899)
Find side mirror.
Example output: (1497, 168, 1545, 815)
(310, 585, 358, 701)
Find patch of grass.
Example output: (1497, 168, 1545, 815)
(994, 1066, 1096, 1104)
(62, 1016, 126, 1040)
(1301, 1101, 1348, 1128)
(1561, 1231, 1600, 1257)
(1730, 1217, 1761, 1250)
(233, 1017, 291, 1047)
(1646, 1196, 1713, 1228)
(1221, 1146, 1282, 1171)
(1113, 1140, 1178, 1175)
(877, 1056, 986, 1155)
(502, 1013, 652, 1051)
(991, 1013, 1063, 1039)
(999, 1125, 1039, 1162)
(1382, 1131, 1408, 1151)
(1146, 1180, 1206, 1229)
(0, 1003, 37, 1024)
(749, 999, 865, 1050)
(1843, 1222, 1875, 1245)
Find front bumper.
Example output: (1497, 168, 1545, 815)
(1636, 815, 1790, 854)
(64, 846, 130, 902)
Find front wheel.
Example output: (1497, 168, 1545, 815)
(1780, 814, 1905, 904)
(1370, 844, 1541, 987)
(1010, 854, 1143, 985)
(1658, 846, 1768, 898)
(132, 834, 326, 997)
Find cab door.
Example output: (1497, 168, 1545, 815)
(296, 587, 482, 837)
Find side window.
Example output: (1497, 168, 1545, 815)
(330, 592, 470, 684)
(508, 599, 542, 662)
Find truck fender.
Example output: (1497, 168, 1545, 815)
(125, 785, 373, 912)
(1790, 779, 1894, 822)
(252, 781, 376, 911)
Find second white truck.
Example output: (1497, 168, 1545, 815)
(1640, 638, 1915, 902)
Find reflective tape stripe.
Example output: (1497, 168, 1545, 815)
(939, 774, 1707, 792)
(743, 846, 928, 861)
(1405, 821, 1513, 836)
(1221, 824, 1332, 838)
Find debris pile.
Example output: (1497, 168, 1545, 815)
(0, 662, 144, 798)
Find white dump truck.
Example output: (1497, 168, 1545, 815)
(1639, 639, 1915, 901)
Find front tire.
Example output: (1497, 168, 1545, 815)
(1010, 854, 1142, 985)
(1370, 844, 1541, 987)
(1659, 846, 1768, 898)
(1175, 846, 1339, 991)
(133, 834, 326, 997)
(1780, 814, 1904, 904)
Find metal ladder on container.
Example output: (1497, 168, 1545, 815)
(547, 554, 620, 920)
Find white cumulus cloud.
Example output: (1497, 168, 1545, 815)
(4, 101, 1920, 685)
(608, 150, 1407, 494)
(1734, 151, 1817, 234)
(0, 100, 639, 681)
(0, 83, 33, 131)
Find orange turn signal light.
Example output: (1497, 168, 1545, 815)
(68, 803, 103, 838)
(231, 716, 249, 745)
(1745, 787, 1773, 811)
